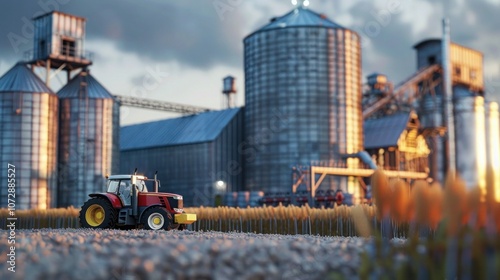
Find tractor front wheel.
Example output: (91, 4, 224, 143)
(79, 197, 117, 229)
(141, 207, 173, 230)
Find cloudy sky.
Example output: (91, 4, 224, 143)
(1, 0, 500, 125)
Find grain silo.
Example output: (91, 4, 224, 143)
(243, 4, 363, 193)
(454, 88, 487, 191)
(0, 63, 59, 209)
(57, 70, 119, 207)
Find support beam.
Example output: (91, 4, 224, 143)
(49, 63, 67, 80)
(292, 174, 305, 193)
(311, 172, 327, 198)
(313, 166, 428, 179)
(45, 59, 51, 86)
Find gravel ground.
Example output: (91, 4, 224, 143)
(0, 229, 370, 280)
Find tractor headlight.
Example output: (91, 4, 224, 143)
(173, 208, 183, 213)
(173, 195, 183, 200)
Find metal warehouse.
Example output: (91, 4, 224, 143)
(120, 108, 244, 206)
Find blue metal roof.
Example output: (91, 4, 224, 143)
(0, 62, 54, 94)
(364, 112, 411, 149)
(120, 108, 241, 151)
(58, 70, 114, 99)
(248, 7, 345, 37)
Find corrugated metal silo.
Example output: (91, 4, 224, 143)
(454, 86, 487, 191)
(57, 70, 119, 207)
(0, 63, 59, 209)
(243, 6, 363, 193)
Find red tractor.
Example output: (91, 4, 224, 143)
(79, 172, 196, 230)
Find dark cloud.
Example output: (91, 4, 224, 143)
(344, 0, 500, 103)
(348, 1, 416, 83)
(0, 0, 247, 70)
(418, 0, 492, 45)
(1, 0, 499, 101)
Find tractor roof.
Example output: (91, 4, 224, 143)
(108, 175, 148, 180)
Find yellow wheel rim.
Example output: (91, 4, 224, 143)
(153, 217, 161, 225)
(85, 204, 105, 227)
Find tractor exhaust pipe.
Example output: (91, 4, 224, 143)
(131, 175, 138, 217)
(154, 171, 158, 192)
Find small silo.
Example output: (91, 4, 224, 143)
(57, 70, 119, 207)
(243, 4, 363, 194)
(0, 63, 59, 209)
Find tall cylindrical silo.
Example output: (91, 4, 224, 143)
(454, 86, 486, 191)
(0, 63, 59, 209)
(486, 102, 500, 202)
(57, 70, 119, 207)
(243, 6, 363, 194)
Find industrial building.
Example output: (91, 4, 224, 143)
(362, 37, 493, 197)
(1, 3, 499, 209)
(120, 108, 244, 206)
(363, 111, 430, 173)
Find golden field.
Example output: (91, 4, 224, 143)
(0, 204, 384, 236)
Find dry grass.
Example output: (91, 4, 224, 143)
(0, 204, 386, 236)
(2, 170, 499, 240)
(359, 169, 500, 279)
(0, 207, 80, 229)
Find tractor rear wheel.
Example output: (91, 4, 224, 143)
(79, 197, 117, 229)
(141, 207, 173, 230)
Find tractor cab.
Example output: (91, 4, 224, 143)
(107, 175, 149, 206)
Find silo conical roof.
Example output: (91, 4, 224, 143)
(58, 70, 114, 99)
(0, 62, 54, 94)
(247, 6, 345, 38)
